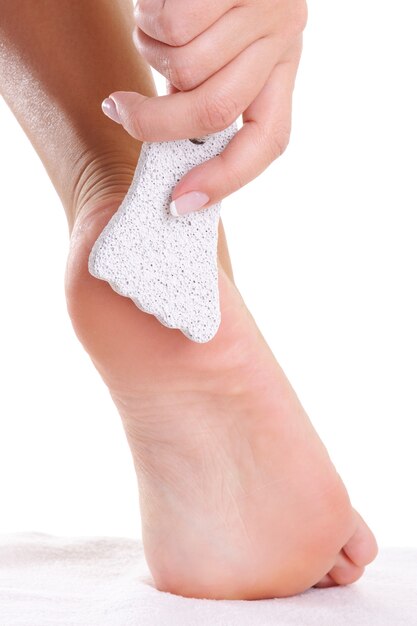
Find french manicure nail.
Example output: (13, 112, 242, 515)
(170, 191, 210, 217)
(101, 97, 121, 124)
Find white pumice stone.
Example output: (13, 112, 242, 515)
(88, 121, 238, 343)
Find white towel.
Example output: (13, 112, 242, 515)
(0, 533, 416, 626)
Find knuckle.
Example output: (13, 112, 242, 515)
(265, 126, 291, 160)
(159, 14, 191, 47)
(125, 107, 146, 140)
(219, 154, 245, 191)
(290, 0, 308, 35)
(136, 0, 154, 12)
(172, 69, 197, 92)
(166, 55, 198, 92)
(198, 92, 240, 132)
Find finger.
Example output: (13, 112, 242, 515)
(169, 50, 301, 215)
(133, 4, 276, 92)
(106, 36, 279, 142)
(166, 79, 178, 95)
(134, 0, 237, 46)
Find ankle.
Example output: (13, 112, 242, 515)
(69, 145, 140, 231)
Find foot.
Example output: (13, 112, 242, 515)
(66, 197, 378, 600)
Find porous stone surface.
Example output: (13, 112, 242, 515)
(88, 121, 238, 343)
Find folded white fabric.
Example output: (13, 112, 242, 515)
(0, 533, 416, 626)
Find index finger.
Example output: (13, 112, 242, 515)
(107, 36, 278, 142)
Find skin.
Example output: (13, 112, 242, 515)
(0, 0, 378, 599)
(106, 0, 308, 210)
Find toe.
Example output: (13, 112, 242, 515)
(313, 573, 337, 589)
(313, 509, 378, 590)
(314, 550, 364, 589)
(342, 509, 379, 567)
(326, 550, 365, 586)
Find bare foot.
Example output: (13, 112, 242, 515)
(66, 198, 378, 600)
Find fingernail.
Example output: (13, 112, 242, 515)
(101, 97, 121, 124)
(170, 191, 210, 217)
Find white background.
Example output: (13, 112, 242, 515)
(0, 1, 416, 547)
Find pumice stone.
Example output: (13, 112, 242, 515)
(88, 120, 238, 343)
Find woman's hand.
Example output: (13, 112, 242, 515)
(103, 0, 307, 215)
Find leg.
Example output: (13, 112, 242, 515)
(0, 0, 377, 599)
(0, 0, 234, 275)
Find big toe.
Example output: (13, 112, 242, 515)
(314, 509, 378, 589)
(343, 509, 379, 567)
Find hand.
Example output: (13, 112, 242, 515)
(102, 0, 307, 215)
